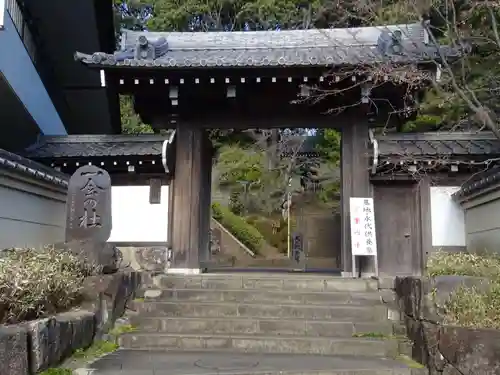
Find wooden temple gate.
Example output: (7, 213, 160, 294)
(58, 24, 456, 276)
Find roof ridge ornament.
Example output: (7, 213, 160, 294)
(376, 29, 403, 57)
(134, 34, 169, 60)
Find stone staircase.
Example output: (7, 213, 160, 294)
(120, 273, 422, 375)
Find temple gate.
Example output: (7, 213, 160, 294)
(65, 23, 456, 276)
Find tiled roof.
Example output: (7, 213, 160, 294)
(74, 23, 460, 69)
(23, 134, 174, 159)
(375, 132, 500, 158)
(0, 148, 68, 186)
(453, 166, 500, 200)
(25, 132, 500, 162)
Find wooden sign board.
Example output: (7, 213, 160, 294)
(149, 178, 162, 204)
(349, 197, 378, 277)
(65, 165, 112, 243)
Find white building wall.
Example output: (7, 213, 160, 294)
(108, 185, 170, 243)
(0, 2, 66, 135)
(430, 186, 466, 247)
(0, 170, 66, 249)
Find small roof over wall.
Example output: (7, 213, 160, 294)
(23, 133, 177, 179)
(453, 166, 500, 202)
(24, 134, 174, 159)
(372, 131, 500, 175)
(0, 148, 68, 187)
(74, 23, 459, 70)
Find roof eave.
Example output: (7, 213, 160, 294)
(74, 53, 455, 71)
(0, 149, 69, 187)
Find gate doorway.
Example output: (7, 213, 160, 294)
(205, 129, 342, 274)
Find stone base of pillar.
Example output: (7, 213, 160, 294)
(166, 268, 202, 275)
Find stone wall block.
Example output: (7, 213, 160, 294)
(396, 276, 500, 375)
(439, 325, 500, 375)
(25, 317, 60, 373)
(55, 312, 77, 360)
(0, 326, 29, 375)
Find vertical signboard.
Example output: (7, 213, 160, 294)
(0, 0, 5, 30)
(349, 197, 378, 277)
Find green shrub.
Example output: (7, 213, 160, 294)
(246, 216, 295, 254)
(0, 246, 99, 324)
(212, 203, 264, 253)
(228, 190, 245, 216)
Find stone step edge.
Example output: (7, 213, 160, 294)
(119, 332, 398, 343)
(130, 301, 386, 310)
(75, 367, 421, 375)
(145, 273, 375, 279)
(137, 297, 386, 306)
(129, 316, 394, 325)
(139, 287, 386, 296)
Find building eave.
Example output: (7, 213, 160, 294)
(452, 166, 500, 202)
(371, 131, 500, 175)
(74, 23, 460, 70)
(0, 148, 68, 187)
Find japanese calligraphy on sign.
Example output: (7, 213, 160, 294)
(65, 165, 112, 242)
(349, 197, 377, 256)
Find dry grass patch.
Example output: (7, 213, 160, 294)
(427, 251, 500, 279)
(0, 246, 99, 324)
(427, 251, 500, 329)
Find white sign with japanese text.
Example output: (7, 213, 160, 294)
(349, 197, 377, 256)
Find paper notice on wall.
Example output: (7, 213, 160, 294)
(349, 197, 377, 256)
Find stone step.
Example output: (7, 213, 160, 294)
(118, 333, 399, 357)
(139, 288, 388, 306)
(128, 301, 388, 322)
(91, 349, 426, 375)
(142, 273, 378, 292)
(129, 316, 395, 337)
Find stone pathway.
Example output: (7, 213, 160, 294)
(73, 274, 425, 375)
(75, 350, 418, 375)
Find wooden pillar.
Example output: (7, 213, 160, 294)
(168, 125, 211, 274)
(341, 120, 372, 277)
(199, 138, 213, 266)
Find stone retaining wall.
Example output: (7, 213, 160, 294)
(395, 276, 500, 375)
(0, 271, 141, 375)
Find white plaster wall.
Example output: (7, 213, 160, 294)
(108, 186, 169, 243)
(0, 172, 66, 249)
(430, 186, 466, 247)
(0, 5, 66, 135)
